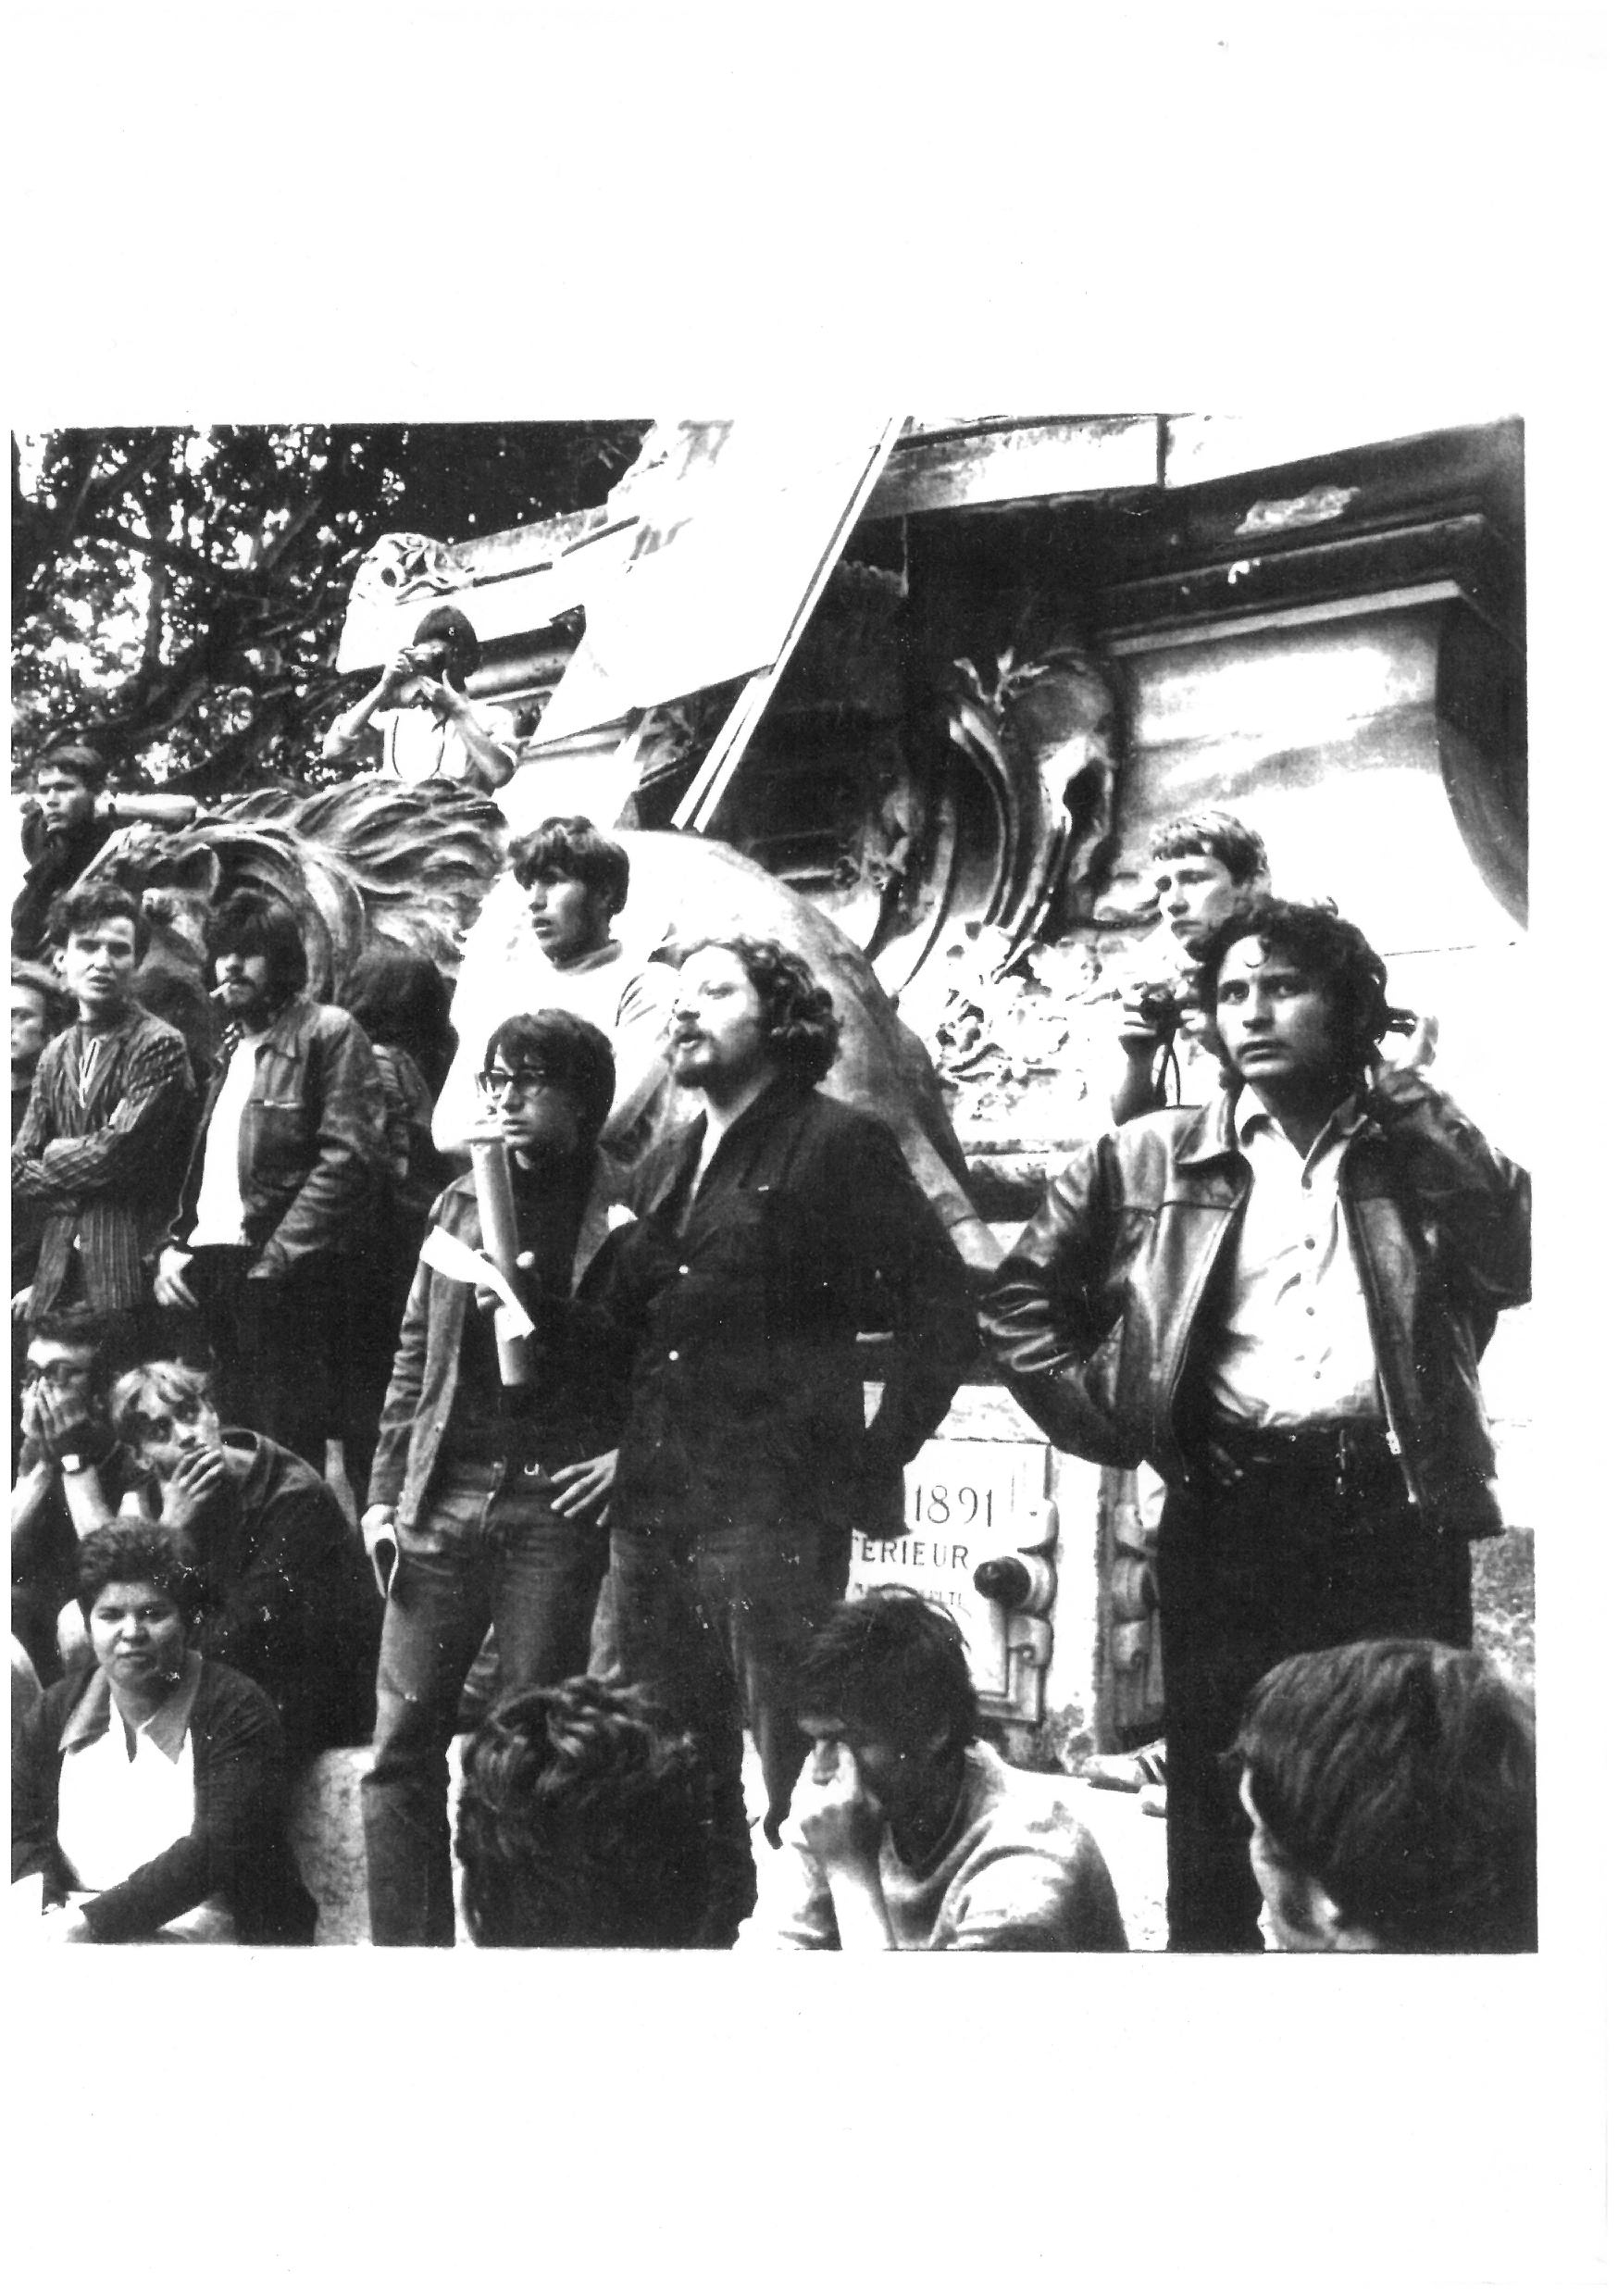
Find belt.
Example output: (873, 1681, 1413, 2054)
(1199, 1417, 1404, 1506)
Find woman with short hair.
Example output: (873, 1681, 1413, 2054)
(10, 1522, 317, 1942)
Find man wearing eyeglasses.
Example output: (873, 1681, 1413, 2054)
(359, 1008, 635, 1945)
(10, 1312, 144, 1683)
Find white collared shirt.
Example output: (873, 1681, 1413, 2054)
(1205, 1087, 1383, 1429)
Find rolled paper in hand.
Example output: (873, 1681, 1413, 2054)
(467, 1127, 535, 1386)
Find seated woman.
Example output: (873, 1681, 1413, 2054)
(11, 1523, 317, 1942)
(106, 1362, 380, 1762)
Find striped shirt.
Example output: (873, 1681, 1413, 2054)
(11, 1006, 196, 1315)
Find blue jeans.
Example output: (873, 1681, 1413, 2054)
(609, 1516, 850, 1946)
(363, 1461, 608, 1946)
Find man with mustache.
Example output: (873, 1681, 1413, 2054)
(602, 934, 978, 1943)
(982, 897, 1530, 1951)
(154, 891, 386, 1469)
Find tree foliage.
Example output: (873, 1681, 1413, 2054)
(12, 423, 649, 795)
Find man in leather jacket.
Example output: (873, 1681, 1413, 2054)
(981, 897, 1530, 1950)
(154, 892, 387, 1469)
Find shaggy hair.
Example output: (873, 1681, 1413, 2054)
(794, 1586, 979, 1762)
(456, 1679, 714, 1949)
(1191, 893, 1415, 1078)
(483, 1009, 616, 1144)
(506, 817, 631, 918)
(107, 1359, 218, 1457)
(205, 890, 308, 999)
(341, 946, 457, 1093)
(1149, 808, 1269, 886)
(672, 933, 841, 1089)
(46, 880, 151, 965)
(76, 1522, 205, 1632)
(1235, 1640, 1537, 1953)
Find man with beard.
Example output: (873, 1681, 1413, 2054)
(154, 891, 387, 1468)
(603, 935, 978, 1943)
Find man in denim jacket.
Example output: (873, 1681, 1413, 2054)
(155, 892, 387, 1469)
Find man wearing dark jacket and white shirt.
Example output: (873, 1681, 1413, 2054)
(154, 891, 386, 1470)
(981, 897, 1530, 1952)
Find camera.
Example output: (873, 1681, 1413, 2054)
(1136, 984, 1183, 1043)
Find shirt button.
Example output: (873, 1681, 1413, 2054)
(667, 1349, 680, 1362)
(1304, 1305, 1315, 1316)
(1303, 1237, 1316, 1249)
(678, 1265, 691, 1277)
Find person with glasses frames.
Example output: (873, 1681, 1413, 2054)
(10, 1312, 146, 1684)
(360, 1008, 637, 1946)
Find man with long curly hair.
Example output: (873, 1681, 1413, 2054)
(983, 897, 1530, 1951)
(601, 934, 978, 1943)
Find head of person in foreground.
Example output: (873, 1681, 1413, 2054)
(1232, 1638, 1537, 1953)
(456, 1678, 714, 1949)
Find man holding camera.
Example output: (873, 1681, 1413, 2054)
(321, 604, 517, 795)
(1111, 809, 1270, 1125)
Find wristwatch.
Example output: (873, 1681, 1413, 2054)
(58, 1452, 89, 1475)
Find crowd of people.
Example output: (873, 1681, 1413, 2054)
(10, 709, 1537, 1953)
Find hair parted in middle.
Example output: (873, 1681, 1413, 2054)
(205, 889, 308, 999)
(672, 932, 841, 1088)
(1191, 893, 1415, 1077)
(794, 1585, 979, 1761)
(483, 1008, 616, 1142)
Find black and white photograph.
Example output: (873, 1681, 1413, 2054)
(6, 7, 1606, 2290)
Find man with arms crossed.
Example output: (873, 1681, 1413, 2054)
(982, 896, 1529, 1950)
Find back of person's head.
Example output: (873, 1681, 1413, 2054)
(12, 958, 74, 1037)
(205, 889, 308, 999)
(1192, 893, 1415, 1074)
(1235, 1639, 1537, 1953)
(672, 933, 842, 1089)
(506, 816, 631, 917)
(46, 880, 151, 964)
(36, 741, 109, 795)
(483, 1008, 616, 1142)
(795, 1586, 979, 1760)
(341, 945, 456, 1080)
(76, 1522, 205, 1631)
(410, 604, 480, 687)
(456, 1679, 713, 1948)
(1149, 808, 1270, 887)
